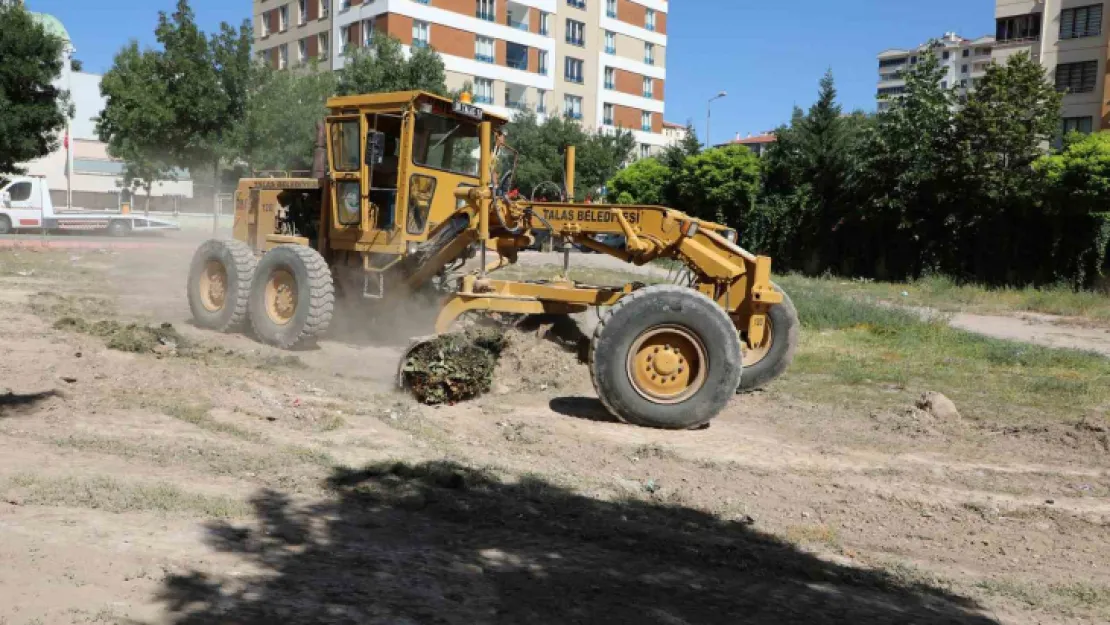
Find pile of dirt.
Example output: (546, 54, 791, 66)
(54, 317, 186, 355)
(401, 328, 507, 405)
(493, 326, 590, 395)
(986, 418, 1110, 454)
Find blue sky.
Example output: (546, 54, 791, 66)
(30, 0, 996, 142)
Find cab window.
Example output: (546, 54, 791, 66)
(7, 182, 31, 202)
(330, 120, 360, 172)
(412, 113, 480, 177)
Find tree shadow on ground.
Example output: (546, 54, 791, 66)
(0, 389, 59, 417)
(157, 461, 997, 624)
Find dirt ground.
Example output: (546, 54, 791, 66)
(0, 238, 1108, 625)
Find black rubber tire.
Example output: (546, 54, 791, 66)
(107, 220, 130, 237)
(737, 284, 799, 393)
(0, 216, 11, 235)
(187, 239, 257, 332)
(589, 285, 743, 430)
(248, 245, 334, 349)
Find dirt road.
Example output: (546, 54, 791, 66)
(0, 241, 1108, 624)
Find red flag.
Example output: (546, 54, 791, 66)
(64, 130, 69, 150)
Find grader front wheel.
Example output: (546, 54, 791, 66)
(248, 245, 335, 349)
(590, 285, 742, 430)
(187, 239, 257, 332)
(738, 283, 799, 392)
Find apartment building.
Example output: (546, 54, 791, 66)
(253, 0, 669, 154)
(255, 0, 333, 69)
(994, 1, 1106, 134)
(876, 32, 994, 111)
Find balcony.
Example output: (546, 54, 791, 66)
(605, 44, 615, 54)
(565, 111, 583, 120)
(413, 40, 429, 49)
(641, 124, 651, 132)
(604, 79, 614, 89)
(474, 94, 494, 105)
(475, 53, 495, 63)
(506, 2, 531, 32)
(643, 90, 653, 98)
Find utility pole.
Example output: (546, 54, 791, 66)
(706, 91, 727, 149)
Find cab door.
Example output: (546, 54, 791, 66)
(325, 115, 365, 248)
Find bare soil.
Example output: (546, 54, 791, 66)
(0, 240, 1107, 624)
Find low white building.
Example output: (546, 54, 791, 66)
(877, 32, 995, 112)
(18, 8, 192, 210)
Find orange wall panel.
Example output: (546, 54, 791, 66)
(652, 113, 662, 134)
(430, 23, 475, 58)
(434, 0, 475, 18)
(655, 12, 666, 34)
(496, 39, 507, 65)
(614, 68, 641, 96)
(617, 0, 645, 28)
(379, 14, 414, 43)
(613, 104, 641, 129)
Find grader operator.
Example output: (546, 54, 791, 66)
(186, 91, 799, 430)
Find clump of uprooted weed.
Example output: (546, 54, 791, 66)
(55, 316, 186, 355)
(401, 327, 507, 405)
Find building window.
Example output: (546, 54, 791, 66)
(1062, 5, 1103, 39)
(567, 0, 585, 9)
(961, 64, 968, 73)
(538, 50, 548, 74)
(878, 57, 906, 68)
(603, 103, 614, 125)
(645, 8, 656, 31)
(320, 0, 329, 18)
(475, 36, 495, 62)
(298, 0, 307, 25)
(606, 0, 616, 18)
(564, 94, 583, 119)
(1056, 60, 1098, 93)
(566, 19, 585, 46)
(260, 12, 270, 37)
(996, 13, 1041, 43)
(644, 43, 655, 65)
(1062, 116, 1094, 135)
(279, 43, 288, 69)
(539, 12, 550, 36)
(942, 50, 950, 60)
(476, 0, 495, 22)
(639, 143, 651, 159)
(565, 57, 583, 83)
(298, 39, 307, 63)
(475, 78, 494, 104)
(340, 0, 350, 9)
(960, 78, 968, 88)
(318, 32, 329, 58)
(413, 20, 430, 48)
(643, 76, 653, 97)
(339, 24, 350, 51)
(941, 80, 947, 89)
(537, 89, 546, 113)
(604, 67, 615, 89)
(604, 30, 615, 54)
(641, 111, 651, 131)
(362, 19, 375, 46)
(962, 49, 969, 57)
(279, 6, 289, 31)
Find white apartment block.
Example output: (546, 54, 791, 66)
(877, 32, 995, 111)
(253, 0, 670, 154)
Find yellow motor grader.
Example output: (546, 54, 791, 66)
(186, 90, 798, 429)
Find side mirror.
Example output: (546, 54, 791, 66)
(366, 131, 385, 166)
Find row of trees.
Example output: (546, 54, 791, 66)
(611, 50, 1110, 288)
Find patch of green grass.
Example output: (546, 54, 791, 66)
(976, 577, 1110, 617)
(2, 473, 250, 518)
(779, 273, 1110, 323)
(160, 401, 260, 441)
(777, 277, 1110, 424)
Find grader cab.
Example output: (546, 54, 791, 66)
(187, 90, 799, 430)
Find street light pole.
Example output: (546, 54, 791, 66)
(706, 91, 727, 149)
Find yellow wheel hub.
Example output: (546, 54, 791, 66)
(265, 269, 298, 325)
(742, 318, 774, 368)
(198, 260, 228, 312)
(626, 326, 708, 404)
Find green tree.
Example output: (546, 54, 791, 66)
(501, 111, 633, 201)
(859, 46, 958, 277)
(337, 32, 447, 96)
(96, 41, 174, 212)
(657, 121, 701, 206)
(1035, 132, 1110, 286)
(676, 145, 762, 225)
(952, 51, 1061, 282)
(0, 2, 69, 174)
(609, 157, 669, 205)
(228, 61, 336, 172)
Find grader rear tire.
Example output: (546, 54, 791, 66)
(589, 285, 742, 430)
(187, 239, 257, 332)
(248, 245, 334, 349)
(738, 283, 799, 393)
